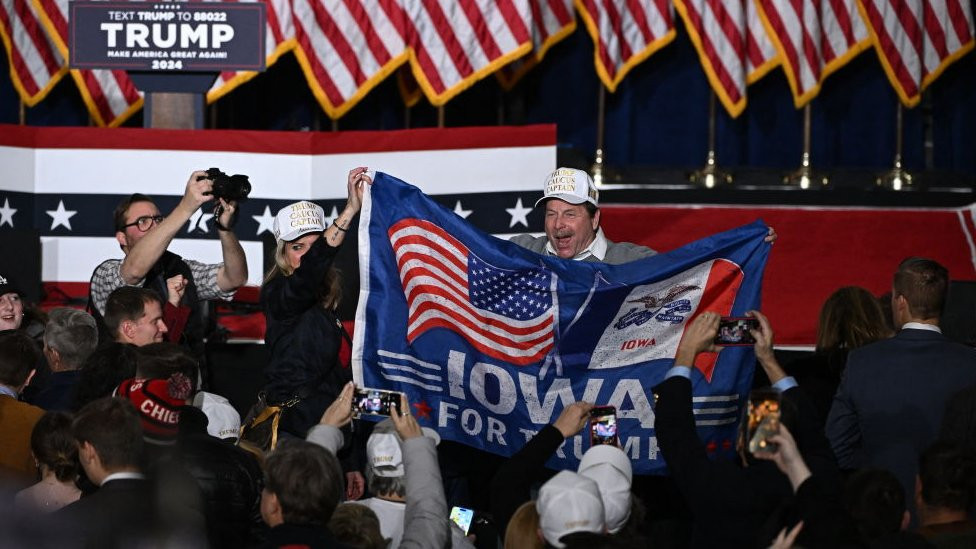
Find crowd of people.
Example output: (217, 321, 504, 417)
(0, 166, 974, 549)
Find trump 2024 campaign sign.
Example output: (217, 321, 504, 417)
(69, 1, 265, 72)
(353, 172, 770, 474)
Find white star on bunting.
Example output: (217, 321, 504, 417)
(188, 208, 215, 233)
(453, 200, 472, 219)
(46, 200, 76, 230)
(0, 198, 16, 227)
(323, 206, 339, 227)
(506, 198, 532, 228)
(252, 206, 275, 236)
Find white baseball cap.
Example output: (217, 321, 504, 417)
(193, 391, 241, 441)
(578, 445, 633, 533)
(366, 422, 442, 478)
(366, 432, 404, 477)
(273, 200, 326, 242)
(535, 167, 599, 208)
(536, 470, 605, 547)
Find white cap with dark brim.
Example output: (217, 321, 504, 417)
(535, 167, 599, 208)
(273, 201, 326, 242)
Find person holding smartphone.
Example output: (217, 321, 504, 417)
(652, 310, 840, 547)
(260, 166, 371, 498)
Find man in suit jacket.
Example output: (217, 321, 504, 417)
(0, 331, 44, 485)
(653, 310, 846, 548)
(57, 397, 158, 548)
(826, 257, 976, 506)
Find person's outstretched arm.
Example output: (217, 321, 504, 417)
(121, 170, 212, 284)
(393, 397, 449, 549)
(489, 401, 593, 533)
(306, 381, 355, 454)
(214, 196, 248, 292)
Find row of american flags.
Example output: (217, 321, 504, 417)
(1, 1, 972, 127)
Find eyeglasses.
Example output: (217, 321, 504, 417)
(122, 215, 164, 232)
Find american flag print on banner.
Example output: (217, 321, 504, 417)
(674, 0, 749, 117)
(755, 0, 870, 107)
(33, 0, 141, 126)
(389, 218, 556, 366)
(575, 0, 676, 92)
(353, 172, 771, 475)
(857, 0, 975, 106)
(0, 0, 65, 105)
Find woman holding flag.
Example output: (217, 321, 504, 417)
(260, 167, 370, 446)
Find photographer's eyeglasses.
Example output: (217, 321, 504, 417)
(122, 215, 164, 232)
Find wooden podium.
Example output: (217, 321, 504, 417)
(128, 72, 218, 129)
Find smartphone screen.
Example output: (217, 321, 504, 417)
(746, 389, 781, 454)
(714, 317, 760, 346)
(450, 506, 474, 535)
(589, 406, 618, 446)
(352, 388, 402, 418)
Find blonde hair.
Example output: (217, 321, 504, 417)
(263, 238, 342, 311)
(505, 501, 544, 549)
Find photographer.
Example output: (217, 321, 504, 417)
(88, 170, 248, 353)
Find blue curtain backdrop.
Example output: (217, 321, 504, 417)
(2, 21, 973, 176)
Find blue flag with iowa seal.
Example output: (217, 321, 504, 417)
(352, 172, 770, 475)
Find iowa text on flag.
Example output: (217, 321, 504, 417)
(389, 218, 555, 366)
(353, 172, 770, 475)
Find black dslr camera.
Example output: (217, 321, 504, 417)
(198, 167, 251, 202)
(197, 167, 250, 230)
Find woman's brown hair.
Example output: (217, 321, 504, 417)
(816, 286, 892, 353)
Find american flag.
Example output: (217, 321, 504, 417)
(497, 0, 576, 90)
(388, 218, 555, 366)
(208, 0, 296, 104)
(755, 0, 869, 106)
(576, 0, 676, 92)
(35, 0, 142, 127)
(292, 0, 534, 117)
(858, 0, 975, 106)
(674, 0, 749, 117)
(291, 0, 407, 118)
(0, 0, 65, 106)
(746, 0, 780, 83)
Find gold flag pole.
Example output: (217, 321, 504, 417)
(19, 99, 25, 125)
(437, 105, 445, 128)
(783, 104, 828, 188)
(690, 91, 732, 188)
(591, 84, 606, 186)
(877, 103, 913, 190)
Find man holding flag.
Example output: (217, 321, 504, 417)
(352, 171, 776, 477)
(509, 167, 775, 264)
